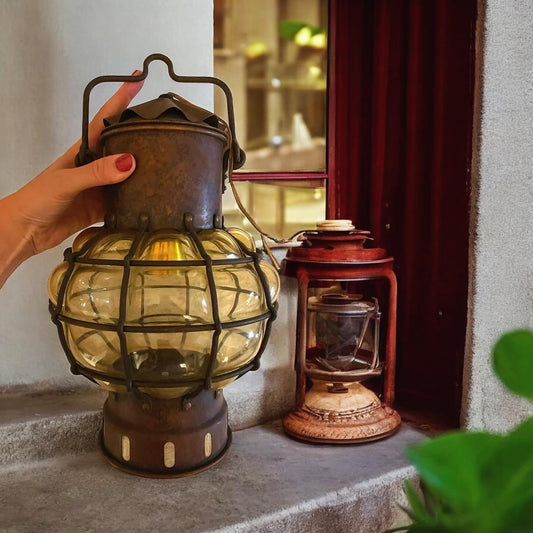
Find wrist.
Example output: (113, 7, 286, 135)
(0, 194, 35, 288)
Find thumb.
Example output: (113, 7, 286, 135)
(64, 153, 136, 195)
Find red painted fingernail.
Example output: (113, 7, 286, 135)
(115, 154, 134, 172)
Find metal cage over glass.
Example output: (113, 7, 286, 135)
(49, 214, 279, 404)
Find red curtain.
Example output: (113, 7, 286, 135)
(330, 0, 477, 426)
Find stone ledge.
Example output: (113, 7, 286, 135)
(0, 389, 423, 532)
(0, 388, 105, 466)
(0, 420, 421, 532)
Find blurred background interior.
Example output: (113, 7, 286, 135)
(215, 0, 328, 240)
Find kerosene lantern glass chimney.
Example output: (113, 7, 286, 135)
(306, 294, 380, 375)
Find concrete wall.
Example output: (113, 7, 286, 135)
(0, 0, 214, 389)
(463, 0, 533, 431)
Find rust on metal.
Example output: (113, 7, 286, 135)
(102, 118, 228, 230)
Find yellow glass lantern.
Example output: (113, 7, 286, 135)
(48, 55, 279, 477)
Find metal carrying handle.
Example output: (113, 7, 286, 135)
(75, 53, 246, 168)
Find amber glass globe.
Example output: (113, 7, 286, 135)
(49, 226, 280, 399)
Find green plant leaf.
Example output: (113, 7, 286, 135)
(404, 481, 430, 520)
(479, 417, 533, 526)
(405, 432, 504, 511)
(503, 498, 533, 533)
(278, 20, 308, 40)
(419, 480, 442, 519)
(401, 330, 533, 533)
(492, 329, 533, 400)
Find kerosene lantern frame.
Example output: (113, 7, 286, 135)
(281, 227, 401, 443)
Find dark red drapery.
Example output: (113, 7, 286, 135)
(329, 0, 477, 426)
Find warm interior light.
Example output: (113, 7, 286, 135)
(309, 32, 327, 49)
(245, 41, 268, 59)
(294, 26, 312, 46)
(308, 65, 322, 79)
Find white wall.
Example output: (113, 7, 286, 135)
(0, 0, 214, 389)
(463, 0, 533, 431)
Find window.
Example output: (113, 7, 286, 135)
(214, 0, 329, 239)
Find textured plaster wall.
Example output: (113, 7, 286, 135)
(0, 0, 214, 388)
(463, 0, 533, 430)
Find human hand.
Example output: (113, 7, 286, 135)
(0, 74, 144, 287)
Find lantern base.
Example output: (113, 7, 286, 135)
(283, 382, 401, 443)
(100, 389, 230, 478)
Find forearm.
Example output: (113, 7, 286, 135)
(0, 77, 142, 290)
(0, 194, 35, 288)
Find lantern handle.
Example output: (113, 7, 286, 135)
(75, 53, 246, 169)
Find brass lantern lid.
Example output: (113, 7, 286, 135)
(103, 92, 224, 131)
(100, 92, 233, 231)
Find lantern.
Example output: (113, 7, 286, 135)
(48, 54, 279, 477)
(281, 221, 400, 442)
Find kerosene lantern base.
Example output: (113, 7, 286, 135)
(283, 382, 401, 444)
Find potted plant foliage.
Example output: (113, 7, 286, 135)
(390, 329, 533, 533)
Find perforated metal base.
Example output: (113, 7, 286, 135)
(100, 390, 231, 477)
(99, 427, 232, 478)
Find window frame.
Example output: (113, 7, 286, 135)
(227, 0, 337, 224)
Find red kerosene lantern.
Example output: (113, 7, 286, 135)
(281, 220, 401, 442)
